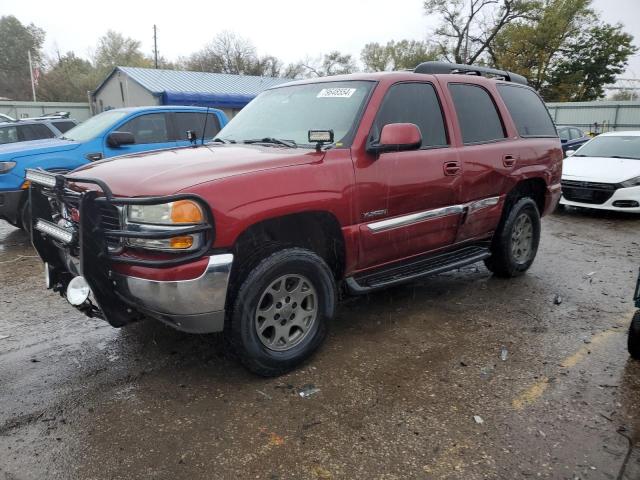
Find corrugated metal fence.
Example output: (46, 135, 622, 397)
(0, 101, 91, 122)
(546, 101, 640, 133)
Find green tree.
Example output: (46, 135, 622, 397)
(542, 23, 636, 101)
(37, 52, 99, 102)
(424, 0, 540, 64)
(0, 15, 45, 100)
(94, 30, 152, 72)
(361, 40, 439, 71)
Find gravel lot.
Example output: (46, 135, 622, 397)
(1, 208, 639, 479)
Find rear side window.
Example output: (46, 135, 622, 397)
(52, 120, 76, 133)
(570, 128, 583, 140)
(119, 113, 170, 144)
(0, 126, 18, 144)
(558, 127, 570, 141)
(18, 124, 55, 141)
(496, 84, 557, 137)
(172, 112, 221, 141)
(371, 82, 448, 148)
(449, 84, 505, 144)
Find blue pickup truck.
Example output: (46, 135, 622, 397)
(0, 106, 227, 229)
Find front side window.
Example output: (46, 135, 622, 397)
(217, 81, 374, 148)
(370, 82, 448, 148)
(558, 128, 571, 141)
(52, 120, 76, 134)
(172, 112, 220, 141)
(63, 110, 129, 142)
(497, 84, 556, 138)
(119, 113, 170, 144)
(0, 126, 18, 144)
(449, 84, 506, 144)
(570, 128, 584, 140)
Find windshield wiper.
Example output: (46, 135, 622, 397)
(243, 137, 297, 148)
(212, 137, 229, 144)
(611, 155, 639, 160)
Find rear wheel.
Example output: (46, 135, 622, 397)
(629, 311, 640, 360)
(484, 197, 541, 277)
(228, 248, 336, 376)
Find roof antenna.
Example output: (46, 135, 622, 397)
(201, 106, 210, 146)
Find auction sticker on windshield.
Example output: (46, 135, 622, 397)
(317, 88, 357, 98)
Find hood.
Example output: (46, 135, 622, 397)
(0, 138, 81, 159)
(562, 156, 640, 183)
(70, 144, 321, 196)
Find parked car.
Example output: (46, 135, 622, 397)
(560, 131, 640, 212)
(0, 106, 227, 229)
(27, 62, 562, 376)
(629, 268, 640, 359)
(557, 126, 591, 154)
(0, 118, 78, 146)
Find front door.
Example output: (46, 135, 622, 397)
(104, 112, 176, 157)
(354, 81, 463, 270)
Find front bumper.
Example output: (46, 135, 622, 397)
(0, 189, 25, 224)
(27, 168, 228, 333)
(560, 184, 640, 213)
(112, 254, 233, 333)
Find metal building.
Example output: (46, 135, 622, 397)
(547, 100, 640, 133)
(91, 67, 290, 119)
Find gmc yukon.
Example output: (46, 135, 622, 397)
(26, 62, 562, 376)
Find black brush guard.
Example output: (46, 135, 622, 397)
(29, 171, 215, 327)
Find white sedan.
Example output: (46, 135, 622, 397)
(560, 131, 640, 213)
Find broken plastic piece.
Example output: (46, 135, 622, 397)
(473, 415, 484, 424)
(299, 384, 320, 398)
(500, 346, 508, 361)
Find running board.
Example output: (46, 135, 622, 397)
(346, 245, 491, 294)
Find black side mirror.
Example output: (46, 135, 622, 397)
(561, 138, 568, 144)
(107, 131, 135, 147)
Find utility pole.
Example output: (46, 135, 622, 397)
(153, 25, 158, 69)
(27, 50, 37, 102)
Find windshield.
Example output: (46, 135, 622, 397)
(217, 81, 375, 147)
(575, 135, 640, 160)
(62, 110, 129, 142)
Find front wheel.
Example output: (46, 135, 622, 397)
(228, 248, 336, 376)
(629, 311, 640, 360)
(484, 197, 541, 278)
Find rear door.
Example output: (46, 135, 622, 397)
(354, 81, 463, 269)
(104, 112, 176, 157)
(446, 82, 517, 243)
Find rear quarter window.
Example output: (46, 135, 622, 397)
(497, 84, 557, 138)
(52, 120, 77, 134)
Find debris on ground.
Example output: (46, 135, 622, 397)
(256, 390, 272, 400)
(0, 334, 10, 340)
(500, 346, 508, 361)
(473, 415, 484, 424)
(298, 384, 320, 398)
(553, 294, 563, 305)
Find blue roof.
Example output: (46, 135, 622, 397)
(96, 67, 289, 109)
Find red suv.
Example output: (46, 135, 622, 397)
(27, 62, 562, 376)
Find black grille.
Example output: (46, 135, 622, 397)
(98, 204, 122, 250)
(561, 180, 617, 205)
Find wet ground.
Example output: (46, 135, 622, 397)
(1, 208, 639, 480)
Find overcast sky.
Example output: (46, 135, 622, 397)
(4, 0, 640, 78)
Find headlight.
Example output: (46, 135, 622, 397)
(125, 200, 206, 252)
(621, 176, 640, 188)
(0, 161, 16, 173)
(127, 200, 204, 225)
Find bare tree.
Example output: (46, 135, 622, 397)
(424, 0, 540, 64)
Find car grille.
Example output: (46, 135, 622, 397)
(61, 196, 122, 250)
(561, 180, 617, 205)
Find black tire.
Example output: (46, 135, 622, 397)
(484, 197, 541, 278)
(629, 311, 640, 360)
(228, 248, 336, 376)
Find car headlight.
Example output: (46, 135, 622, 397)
(621, 176, 640, 188)
(125, 200, 207, 252)
(0, 161, 16, 174)
(127, 200, 204, 225)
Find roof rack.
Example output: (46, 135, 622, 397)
(414, 61, 528, 86)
